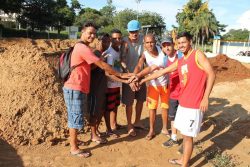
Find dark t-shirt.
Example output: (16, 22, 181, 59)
(88, 50, 107, 116)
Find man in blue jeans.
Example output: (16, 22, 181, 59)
(63, 22, 133, 157)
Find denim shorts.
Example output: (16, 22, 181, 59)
(63, 87, 88, 129)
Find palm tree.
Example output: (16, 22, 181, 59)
(199, 11, 218, 49)
(190, 15, 201, 49)
(176, 0, 224, 50)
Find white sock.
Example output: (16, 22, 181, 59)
(171, 134, 177, 141)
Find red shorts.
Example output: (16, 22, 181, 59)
(106, 87, 120, 112)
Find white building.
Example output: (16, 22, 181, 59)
(211, 36, 250, 63)
(0, 10, 17, 22)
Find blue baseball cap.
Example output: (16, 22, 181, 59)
(127, 20, 141, 31)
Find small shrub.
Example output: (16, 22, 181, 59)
(210, 152, 237, 167)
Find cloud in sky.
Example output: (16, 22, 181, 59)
(223, 10, 250, 32)
(237, 10, 250, 30)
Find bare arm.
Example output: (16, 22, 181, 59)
(197, 51, 215, 112)
(120, 41, 129, 72)
(120, 41, 128, 63)
(136, 64, 159, 79)
(91, 50, 107, 70)
(133, 54, 146, 74)
(105, 72, 129, 84)
(94, 60, 121, 77)
(140, 62, 178, 84)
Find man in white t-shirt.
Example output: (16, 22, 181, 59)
(105, 29, 129, 137)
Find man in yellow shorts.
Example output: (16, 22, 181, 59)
(134, 34, 169, 140)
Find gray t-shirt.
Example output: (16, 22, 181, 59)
(123, 34, 144, 72)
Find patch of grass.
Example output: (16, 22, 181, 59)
(204, 147, 239, 167)
(194, 142, 239, 167)
(1, 27, 68, 39)
(210, 152, 237, 167)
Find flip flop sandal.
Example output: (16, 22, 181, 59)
(77, 140, 88, 146)
(145, 134, 155, 140)
(168, 159, 182, 166)
(161, 130, 170, 137)
(106, 131, 120, 138)
(128, 128, 137, 137)
(91, 138, 108, 144)
(96, 132, 107, 138)
(70, 150, 91, 158)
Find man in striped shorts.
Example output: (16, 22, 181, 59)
(104, 29, 129, 137)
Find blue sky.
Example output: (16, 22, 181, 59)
(71, 0, 250, 33)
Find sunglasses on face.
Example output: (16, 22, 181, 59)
(129, 30, 139, 34)
(162, 42, 172, 47)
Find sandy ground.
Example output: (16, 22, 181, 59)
(1, 78, 250, 167)
(0, 39, 250, 167)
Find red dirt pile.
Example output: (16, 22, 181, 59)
(0, 38, 76, 146)
(209, 54, 250, 83)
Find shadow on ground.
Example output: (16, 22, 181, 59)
(191, 97, 250, 166)
(0, 138, 23, 167)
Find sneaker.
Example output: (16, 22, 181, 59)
(177, 143, 183, 154)
(162, 138, 178, 148)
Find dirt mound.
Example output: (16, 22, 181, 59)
(0, 38, 77, 146)
(209, 54, 250, 83)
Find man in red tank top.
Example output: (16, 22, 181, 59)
(139, 32, 215, 167)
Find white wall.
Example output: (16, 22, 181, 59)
(220, 41, 250, 56)
(205, 52, 250, 63)
(212, 40, 250, 63)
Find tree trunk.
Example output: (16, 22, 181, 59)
(202, 35, 204, 51)
(57, 28, 61, 35)
(0, 27, 2, 38)
(198, 35, 200, 49)
(195, 34, 198, 49)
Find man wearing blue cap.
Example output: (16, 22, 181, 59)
(121, 20, 147, 136)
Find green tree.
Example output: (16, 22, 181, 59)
(112, 8, 137, 31)
(78, 7, 102, 16)
(176, 0, 203, 33)
(139, 11, 165, 36)
(0, 0, 24, 13)
(139, 12, 165, 26)
(52, 0, 75, 35)
(18, 0, 56, 31)
(176, 0, 226, 48)
(104, 9, 165, 35)
(100, 0, 116, 25)
(75, 8, 105, 28)
(189, 2, 218, 48)
(74, 5, 166, 37)
(223, 29, 250, 41)
(70, 0, 81, 11)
